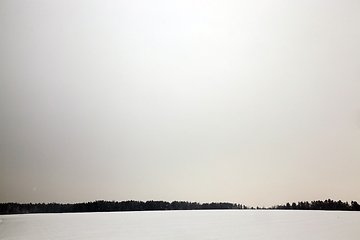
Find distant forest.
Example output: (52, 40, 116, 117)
(271, 199, 359, 211)
(0, 199, 359, 214)
(0, 201, 244, 214)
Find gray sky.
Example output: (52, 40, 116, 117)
(1, 0, 360, 207)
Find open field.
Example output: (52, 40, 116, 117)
(1, 210, 359, 240)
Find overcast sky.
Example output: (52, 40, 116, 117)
(1, 0, 360, 207)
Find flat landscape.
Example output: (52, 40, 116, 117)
(1, 210, 359, 240)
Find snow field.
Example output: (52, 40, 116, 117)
(0, 210, 359, 240)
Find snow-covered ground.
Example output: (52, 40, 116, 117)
(0, 210, 359, 240)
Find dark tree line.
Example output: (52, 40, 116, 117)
(271, 199, 360, 211)
(1, 199, 359, 215)
(0, 200, 246, 215)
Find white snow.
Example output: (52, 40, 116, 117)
(0, 210, 359, 240)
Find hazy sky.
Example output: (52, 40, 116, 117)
(1, 1, 360, 207)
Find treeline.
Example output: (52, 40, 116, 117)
(271, 199, 360, 211)
(0, 200, 247, 215)
(1, 199, 359, 215)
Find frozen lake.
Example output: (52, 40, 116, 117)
(0, 210, 359, 240)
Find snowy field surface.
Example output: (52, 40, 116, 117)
(0, 210, 359, 240)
